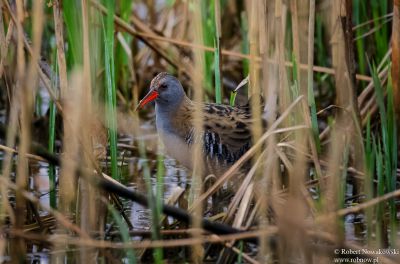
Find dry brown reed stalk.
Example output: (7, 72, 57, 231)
(331, 0, 364, 179)
(56, 73, 85, 261)
(0, 177, 90, 239)
(2, 1, 62, 110)
(297, 0, 310, 92)
(0, 1, 17, 238)
(319, 63, 390, 141)
(223, 152, 265, 223)
(116, 32, 139, 108)
(25, 227, 279, 250)
(290, 0, 301, 91)
(0, 1, 5, 59)
(307, 0, 315, 100)
(0, 5, 14, 79)
(306, 231, 399, 264)
(52, 0, 68, 98)
(90, 0, 188, 74)
(275, 0, 289, 117)
(189, 0, 206, 262)
(0, 144, 48, 162)
(189, 96, 306, 211)
(217, 152, 265, 261)
(49, 3, 72, 257)
(135, 186, 185, 259)
(294, 0, 323, 222)
(91, 0, 373, 82)
(269, 1, 308, 262)
(2, 8, 119, 251)
(253, 1, 278, 261)
(78, 1, 99, 261)
(321, 123, 348, 242)
(0, 104, 18, 258)
(247, 6, 264, 259)
(11, 0, 44, 259)
(248, 0, 263, 171)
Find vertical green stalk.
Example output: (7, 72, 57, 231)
(229, 10, 250, 106)
(108, 204, 136, 263)
(156, 156, 164, 216)
(364, 116, 375, 244)
(385, 73, 397, 246)
(137, 140, 163, 263)
(236, 241, 244, 264)
(369, 61, 397, 247)
(240, 11, 249, 76)
(48, 98, 57, 208)
(156, 143, 165, 236)
(290, 53, 300, 99)
(103, 0, 119, 180)
(229, 91, 237, 106)
(35, 94, 42, 116)
(48, 51, 58, 208)
(63, 0, 83, 66)
(307, 3, 320, 153)
(371, 0, 388, 61)
(375, 138, 384, 246)
(338, 145, 349, 234)
(354, 0, 366, 74)
(214, 38, 221, 103)
(201, 0, 214, 93)
(115, 0, 132, 97)
(213, 0, 222, 103)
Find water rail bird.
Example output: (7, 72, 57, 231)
(136, 72, 263, 175)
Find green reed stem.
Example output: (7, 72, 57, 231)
(108, 203, 137, 263)
(338, 144, 349, 235)
(214, 0, 222, 103)
(103, 0, 119, 180)
(364, 115, 375, 244)
(354, 0, 367, 74)
(229, 91, 237, 106)
(240, 11, 249, 77)
(47, 51, 58, 208)
(369, 61, 397, 247)
(137, 139, 163, 263)
(48, 100, 57, 208)
(214, 38, 222, 104)
(63, 0, 83, 66)
(156, 146, 164, 221)
(155, 145, 165, 263)
(115, 0, 132, 98)
(375, 138, 384, 246)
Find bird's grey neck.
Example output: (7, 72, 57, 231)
(155, 101, 181, 134)
(155, 102, 177, 114)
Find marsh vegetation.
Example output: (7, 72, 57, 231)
(0, 0, 399, 263)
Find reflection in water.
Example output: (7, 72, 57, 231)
(125, 157, 190, 230)
(34, 144, 190, 231)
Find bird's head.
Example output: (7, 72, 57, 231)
(136, 72, 185, 111)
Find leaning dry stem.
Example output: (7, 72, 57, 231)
(190, 96, 305, 211)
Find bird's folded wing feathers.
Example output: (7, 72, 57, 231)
(196, 104, 253, 163)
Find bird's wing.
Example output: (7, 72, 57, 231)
(199, 103, 253, 163)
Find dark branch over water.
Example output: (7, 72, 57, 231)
(0, 124, 258, 244)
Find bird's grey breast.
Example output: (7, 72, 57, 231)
(155, 108, 193, 170)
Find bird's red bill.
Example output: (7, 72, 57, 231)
(136, 90, 159, 110)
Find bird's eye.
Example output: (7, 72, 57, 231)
(159, 83, 167, 90)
